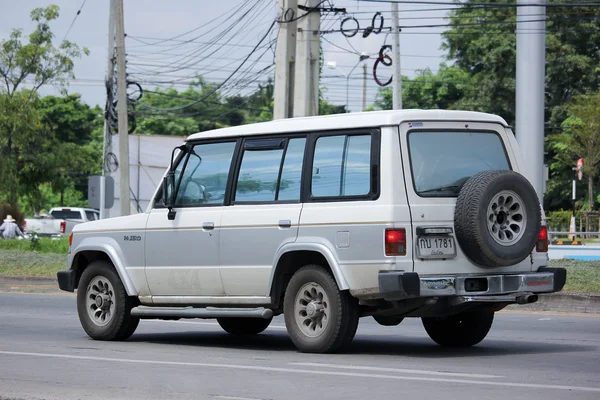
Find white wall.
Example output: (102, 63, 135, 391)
(107, 134, 186, 217)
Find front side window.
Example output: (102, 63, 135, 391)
(311, 134, 372, 198)
(174, 141, 236, 206)
(408, 130, 510, 197)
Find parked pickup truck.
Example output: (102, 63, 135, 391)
(24, 207, 100, 237)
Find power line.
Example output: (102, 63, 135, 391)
(359, 1, 600, 7)
(62, 0, 87, 41)
(135, 20, 277, 112)
(126, 0, 250, 48)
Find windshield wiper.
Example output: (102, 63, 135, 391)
(419, 185, 462, 195)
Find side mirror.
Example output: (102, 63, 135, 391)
(163, 172, 176, 220)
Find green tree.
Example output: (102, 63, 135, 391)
(0, 5, 89, 204)
(372, 65, 472, 110)
(549, 91, 600, 210)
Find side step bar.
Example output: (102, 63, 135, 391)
(130, 306, 273, 320)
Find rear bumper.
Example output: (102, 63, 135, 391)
(378, 267, 566, 301)
(57, 270, 76, 292)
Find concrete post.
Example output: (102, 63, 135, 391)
(516, 0, 546, 204)
(391, 2, 402, 110)
(293, 0, 320, 117)
(115, 0, 130, 216)
(273, 0, 297, 120)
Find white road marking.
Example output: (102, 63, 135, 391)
(144, 320, 287, 330)
(290, 362, 503, 379)
(1, 351, 599, 393)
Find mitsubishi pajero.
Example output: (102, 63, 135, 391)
(57, 110, 566, 353)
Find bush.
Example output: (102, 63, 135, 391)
(546, 210, 576, 232)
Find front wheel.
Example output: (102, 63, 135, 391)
(421, 309, 494, 347)
(283, 265, 359, 353)
(77, 261, 139, 341)
(217, 317, 272, 335)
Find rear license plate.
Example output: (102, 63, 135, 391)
(416, 236, 457, 259)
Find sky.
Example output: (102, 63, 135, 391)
(0, 0, 451, 112)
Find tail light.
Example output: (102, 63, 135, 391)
(60, 221, 66, 234)
(69, 233, 73, 247)
(536, 226, 548, 252)
(385, 228, 406, 256)
(23, 220, 27, 233)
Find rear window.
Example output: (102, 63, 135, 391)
(408, 130, 510, 197)
(50, 210, 82, 220)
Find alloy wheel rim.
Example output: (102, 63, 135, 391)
(86, 276, 115, 327)
(293, 282, 330, 338)
(486, 190, 527, 246)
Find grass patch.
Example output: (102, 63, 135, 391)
(0, 237, 69, 254)
(554, 259, 600, 293)
(0, 250, 66, 276)
(0, 249, 598, 294)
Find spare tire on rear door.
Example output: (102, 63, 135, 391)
(454, 170, 541, 267)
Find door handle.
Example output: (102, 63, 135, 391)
(202, 222, 215, 230)
(279, 220, 292, 228)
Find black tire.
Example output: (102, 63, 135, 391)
(217, 317, 272, 335)
(454, 170, 541, 267)
(373, 315, 404, 326)
(77, 261, 139, 341)
(422, 310, 494, 347)
(283, 265, 359, 353)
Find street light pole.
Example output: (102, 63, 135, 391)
(326, 53, 369, 113)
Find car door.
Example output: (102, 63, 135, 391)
(145, 140, 238, 297)
(219, 136, 306, 296)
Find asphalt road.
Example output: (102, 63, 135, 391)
(0, 293, 599, 400)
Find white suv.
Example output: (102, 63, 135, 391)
(57, 110, 566, 353)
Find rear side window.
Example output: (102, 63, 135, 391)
(311, 134, 372, 198)
(408, 131, 510, 197)
(234, 137, 307, 203)
(85, 211, 98, 220)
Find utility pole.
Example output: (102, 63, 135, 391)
(293, 0, 320, 117)
(100, 0, 115, 220)
(273, 0, 297, 119)
(391, 1, 402, 109)
(516, 0, 545, 204)
(114, 0, 130, 216)
(362, 62, 367, 112)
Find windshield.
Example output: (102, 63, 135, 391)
(408, 130, 511, 197)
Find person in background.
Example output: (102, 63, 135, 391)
(0, 215, 24, 239)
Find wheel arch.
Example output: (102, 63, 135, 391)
(70, 242, 138, 296)
(268, 243, 349, 309)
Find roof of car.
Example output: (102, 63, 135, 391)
(186, 109, 509, 141)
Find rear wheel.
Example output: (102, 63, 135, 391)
(422, 309, 494, 347)
(77, 261, 139, 341)
(283, 265, 359, 353)
(217, 317, 272, 335)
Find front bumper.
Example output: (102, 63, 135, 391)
(378, 267, 567, 301)
(57, 270, 76, 292)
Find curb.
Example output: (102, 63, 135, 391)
(0, 275, 57, 282)
(507, 292, 600, 314)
